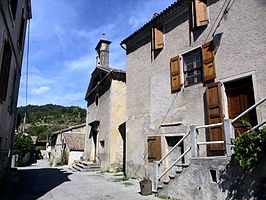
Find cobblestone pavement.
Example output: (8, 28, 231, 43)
(6, 160, 159, 200)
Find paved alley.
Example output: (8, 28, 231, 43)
(6, 160, 158, 200)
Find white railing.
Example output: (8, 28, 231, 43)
(152, 96, 266, 192)
(152, 131, 191, 191)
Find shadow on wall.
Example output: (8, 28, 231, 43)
(219, 155, 266, 200)
(7, 168, 72, 200)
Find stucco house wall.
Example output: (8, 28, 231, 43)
(85, 89, 111, 170)
(68, 151, 83, 165)
(123, 0, 266, 178)
(109, 80, 126, 170)
(0, 0, 31, 185)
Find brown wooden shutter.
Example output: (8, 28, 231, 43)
(170, 56, 181, 93)
(0, 41, 12, 102)
(152, 27, 164, 50)
(147, 136, 161, 162)
(195, 0, 208, 27)
(206, 82, 225, 151)
(202, 41, 216, 81)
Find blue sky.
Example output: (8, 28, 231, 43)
(18, 0, 176, 108)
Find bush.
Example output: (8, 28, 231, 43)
(13, 133, 33, 163)
(232, 127, 266, 170)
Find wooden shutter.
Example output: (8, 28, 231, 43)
(147, 136, 161, 162)
(202, 41, 216, 81)
(206, 83, 225, 151)
(0, 41, 12, 102)
(195, 0, 208, 27)
(152, 27, 164, 50)
(170, 56, 181, 93)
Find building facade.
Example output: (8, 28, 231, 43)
(84, 39, 126, 172)
(0, 0, 31, 185)
(121, 0, 266, 181)
(50, 124, 86, 166)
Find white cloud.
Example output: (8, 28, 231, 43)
(66, 54, 95, 70)
(31, 86, 50, 95)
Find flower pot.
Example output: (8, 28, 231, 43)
(139, 179, 152, 195)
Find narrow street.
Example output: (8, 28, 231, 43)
(6, 160, 158, 200)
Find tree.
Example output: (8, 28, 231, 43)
(13, 133, 33, 162)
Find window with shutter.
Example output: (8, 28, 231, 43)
(147, 136, 161, 162)
(202, 41, 216, 81)
(206, 82, 225, 151)
(18, 9, 26, 51)
(152, 27, 164, 50)
(9, 0, 18, 20)
(9, 68, 18, 114)
(191, 0, 208, 28)
(170, 56, 181, 93)
(0, 40, 12, 103)
(183, 48, 203, 86)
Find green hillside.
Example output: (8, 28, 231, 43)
(17, 104, 86, 140)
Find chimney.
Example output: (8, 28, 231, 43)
(95, 33, 111, 68)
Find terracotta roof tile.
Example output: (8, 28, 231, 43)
(63, 133, 85, 151)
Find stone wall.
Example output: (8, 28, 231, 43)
(159, 157, 266, 200)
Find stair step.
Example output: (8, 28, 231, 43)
(175, 163, 189, 167)
(169, 175, 175, 179)
(76, 163, 86, 169)
(163, 180, 170, 184)
(157, 184, 164, 189)
(72, 165, 83, 171)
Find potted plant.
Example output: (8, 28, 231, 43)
(139, 174, 152, 195)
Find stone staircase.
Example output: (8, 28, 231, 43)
(71, 161, 100, 172)
(157, 163, 190, 190)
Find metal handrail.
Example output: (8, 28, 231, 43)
(158, 131, 190, 165)
(196, 122, 223, 129)
(232, 96, 266, 123)
(251, 121, 266, 132)
(158, 147, 191, 180)
(197, 141, 224, 145)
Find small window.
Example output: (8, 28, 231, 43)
(100, 140, 105, 148)
(0, 40, 12, 102)
(9, 0, 18, 20)
(191, 0, 208, 29)
(152, 27, 164, 50)
(183, 48, 202, 86)
(18, 9, 25, 50)
(95, 94, 99, 106)
(8, 68, 18, 114)
(147, 136, 161, 162)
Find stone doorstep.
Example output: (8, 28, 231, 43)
(190, 157, 230, 166)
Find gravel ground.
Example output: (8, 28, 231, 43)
(6, 160, 159, 200)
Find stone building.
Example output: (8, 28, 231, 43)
(121, 0, 266, 198)
(0, 0, 31, 186)
(50, 124, 86, 166)
(84, 39, 126, 172)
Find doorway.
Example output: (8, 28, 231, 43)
(89, 121, 100, 163)
(224, 76, 257, 137)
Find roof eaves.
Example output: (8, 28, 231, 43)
(121, 0, 185, 45)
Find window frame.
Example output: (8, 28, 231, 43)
(8, 0, 19, 22)
(0, 39, 12, 103)
(152, 26, 164, 51)
(18, 9, 26, 52)
(182, 48, 203, 87)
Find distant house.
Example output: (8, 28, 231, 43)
(0, 0, 32, 186)
(50, 124, 85, 166)
(121, 0, 266, 198)
(84, 38, 126, 172)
